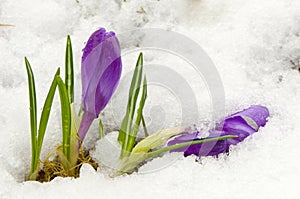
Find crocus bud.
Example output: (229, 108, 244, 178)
(168, 105, 269, 157)
(78, 28, 122, 142)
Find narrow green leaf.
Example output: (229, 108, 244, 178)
(141, 115, 149, 137)
(119, 53, 144, 157)
(70, 103, 80, 136)
(128, 53, 144, 102)
(69, 103, 81, 170)
(25, 57, 37, 177)
(35, 68, 60, 169)
(118, 112, 128, 143)
(118, 53, 144, 144)
(118, 114, 129, 156)
(126, 75, 147, 152)
(99, 119, 104, 139)
(65, 35, 74, 103)
(131, 126, 186, 154)
(146, 135, 237, 158)
(56, 76, 71, 161)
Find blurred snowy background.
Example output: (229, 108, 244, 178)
(0, 0, 300, 198)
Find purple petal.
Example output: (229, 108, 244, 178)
(94, 57, 122, 114)
(184, 131, 229, 157)
(229, 105, 269, 128)
(82, 28, 115, 62)
(219, 117, 256, 142)
(81, 28, 122, 118)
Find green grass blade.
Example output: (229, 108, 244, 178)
(35, 68, 60, 168)
(141, 115, 149, 137)
(56, 75, 71, 161)
(119, 104, 130, 143)
(126, 75, 147, 152)
(119, 113, 129, 145)
(99, 119, 104, 139)
(146, 135, 237, 158)
(65, 35, 74, 103)
(119, 53, 144, 157)
(128, 53, 144, 103)
(118, 53, 143, 142)
(118, 53, 144, 144)
(25, 57, 37, 177)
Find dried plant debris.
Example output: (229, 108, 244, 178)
(36, 149, 98, 183)
(0, 24, 14, 27)
(137, 7, 146, 14)
(290, 57, 300, 72)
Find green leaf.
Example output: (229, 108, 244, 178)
(126, 75, 147, 152)
(118, 53, 143, 143)
(141, 115, 148, 137)
(65, 35, 74, 103)
(69, 103, 80, 171)
(118, 53, 144, 157)
(70, 103, 80, 136)
(146, 135, 237, 158)
(131, 126, 186, 154)
(35, 68, 60, 171)
(56, 75, 71, 161)
(99, 119, 104, 139)
(25, 57, 38, 178)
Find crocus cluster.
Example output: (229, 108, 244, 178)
(168, 105, 269, 157)
(24, 25, 271, 181)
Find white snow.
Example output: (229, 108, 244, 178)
(1, 0, 300, 198)
(91, 131, 121, 172)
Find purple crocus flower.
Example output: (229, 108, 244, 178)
(168, 105, 269, 157)
(78, 28, 122, 142)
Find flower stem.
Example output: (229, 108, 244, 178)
(77, 111, 94, 143)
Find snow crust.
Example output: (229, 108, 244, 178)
(0, 0, 300, 198)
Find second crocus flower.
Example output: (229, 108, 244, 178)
(168, 105, 269, 157)
(78, 28, 122, 142)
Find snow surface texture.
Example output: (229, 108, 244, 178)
(1, 0, 300, 198)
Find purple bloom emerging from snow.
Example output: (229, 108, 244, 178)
(168, 105, 269, 157)
(78, 28, 122, 142)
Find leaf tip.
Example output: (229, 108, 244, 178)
(56, 67, 61, 75)
(67, 35, 72, 45)
(24, 57, 29, 64)
(137, 52, 143, 65)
